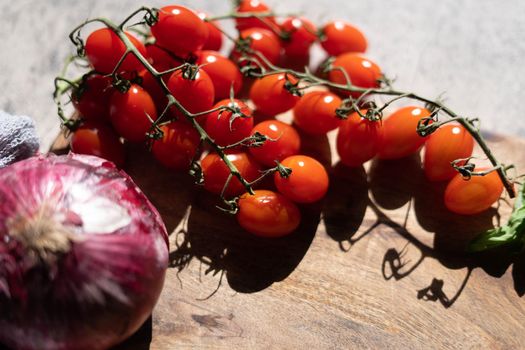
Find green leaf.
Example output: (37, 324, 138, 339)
(468, 183, 525, 253)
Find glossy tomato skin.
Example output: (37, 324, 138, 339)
(249, 73, 300, 117)
(235, 0, 277, 31)
(85, 28, 147, 74)
(320, 21, 367, 56)
(280, 17, 318, 57)
(72, 75, 114, 121)
(167, 69, 215, 121)
(109, 84, 157, 143)
(150, 6, 208, 57)
(293, 91, 342, 135)
(151, 121, 200, 170)
(328, 53, 382, 97)
(204, 99, 254, 147)
(145, 44, 183, 71)
(198, 12, 223, 51)
(196, 51, 243, 101)
(377, 106, 431, 159)
(70, 121, 125, 167)
(424, 124, 475, 181)
(274, 155, 329, 203)
(337, 110, 383, 167)
(201, 152, 262, 198)
(444, 170, 503, 215)
(237, 190, 301, 237)
(249, 120, 301, 167)
(233, 28, 282, 66)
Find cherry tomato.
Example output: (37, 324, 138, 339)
(337, 110, 383, 167)
(85, 28, 147, 74)
(377, 106, 431, 159)
(293, 91, 342, 135)
(150, 5, 208, 57)
(145, 44, 183, 71)
(280, 17, 318, 57)
(167, 68, 215, 121)
(320, 21, 367, 56)
(198, 12, 223, 51)
(249, 120, 301, 167)
(328, 53, 382, 97)
(444, 170, 503, 215)
(249, 73, 300, 117)
(201, 152, 262, 197)
(274, 155, 329, 203)
(138, 69, 168, 114)
(237, 190, 301, 237)
(235, 0, 277, 31)
(70, 121, 125, 167)
(196, 51, 243, 101)
(72, 75, 114, 121)
(151, 121, 201, 170)
(424, 124, 475, 181)
(232, 28, 282, 66)
(109, 84, 157, 142)
(204, 99, 254, 147)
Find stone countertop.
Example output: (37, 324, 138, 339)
(1, 0, 524, 150)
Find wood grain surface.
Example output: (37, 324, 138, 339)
(49, 130, 525, 350)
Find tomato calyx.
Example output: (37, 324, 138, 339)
(336, 99, 382, 122)
(283, 74, 303, 97)
(180, 64, 202, 81)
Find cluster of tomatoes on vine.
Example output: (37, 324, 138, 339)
(66, 0, 505, 238)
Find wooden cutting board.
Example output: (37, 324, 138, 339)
(51, 131, 525, 350)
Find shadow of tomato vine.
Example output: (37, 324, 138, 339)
(322, 154, 524, 308)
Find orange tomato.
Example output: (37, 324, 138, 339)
(237, 190, 301, 237)
(444, 170, 503, 215)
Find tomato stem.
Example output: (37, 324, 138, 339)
(54, 6, 517, 209)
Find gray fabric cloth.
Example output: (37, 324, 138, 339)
(0, 111, 39, 168)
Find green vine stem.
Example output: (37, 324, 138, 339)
(54, 7, 517, 204)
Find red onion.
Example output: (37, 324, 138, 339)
(0, 154, 168, 350)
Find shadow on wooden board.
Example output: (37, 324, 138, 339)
(49, 132, 524, 308)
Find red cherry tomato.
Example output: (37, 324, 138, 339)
(204, 99, 254, 147)
(424, 124, 475, 181)
(150, 5, 208, 57)
(444, 170, 503, 215)
(145, 44, 183, 71)
(109, 84, 157, 142)
(249, 73, 300, 117)
(167, 68, 215, 120)
(70, 121, 125, 167)
(249, 120, 301, 167)
(138, 69, 168, 114)
(293, 91, 342, 135)
(377, 106, 431, 159)
(337, 110, 383, 167)
(237, 190, 301, 237)
(280, 17, 318, 57)
(198, 12, 223, 51)
(235, 0, 277, 31)
(201, 152, 262, 197)
(72, 75, 114, 121)
(328, 53, 382, 97)
(85, 28, 147, 74)
(320, 21, 367, 56)
(196, 51, 243, 101)
(274, 155, 329, 203)
(151, 121, 201, 170)
(233, 28, 282, 66)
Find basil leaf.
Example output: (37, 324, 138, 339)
(468, 183, 525, 253)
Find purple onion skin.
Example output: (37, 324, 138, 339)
(0, 154, 169, 350)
